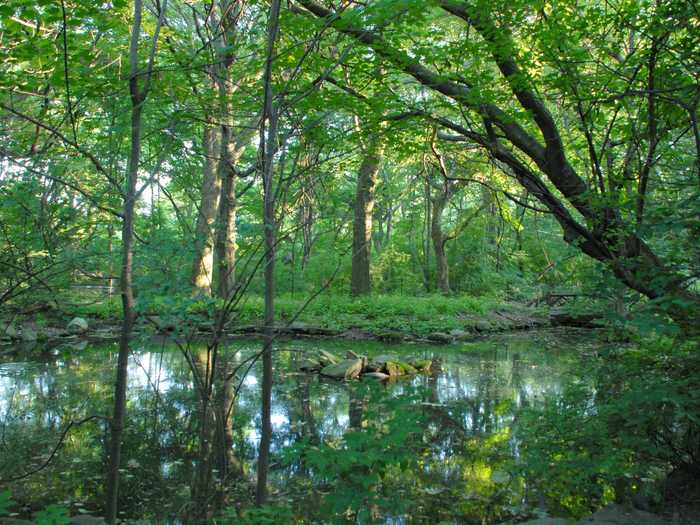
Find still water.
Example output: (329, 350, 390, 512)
(0, 329, 600, 523)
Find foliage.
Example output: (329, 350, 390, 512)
(282, 386, 425, 523)
(214, 504, 296, 525)
(0, 490, 14, 517)
(514, 338, 700, 516)
(34, 505, 72, 525)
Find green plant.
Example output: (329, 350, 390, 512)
(34, 504, 71, 525)
(0, 490, 14, 517)
(282, 385, 425, 523)
(214, 504, 295, 525)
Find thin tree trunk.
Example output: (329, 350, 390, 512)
(188, 350, 216, 525)
(351, 136, 384, 296)
(214, 168, 237, 298)
(105, 0, 164, 521)
(107, 222, 114, 297)
(212, 70, 237, 299)
(431, 189, 450, 294)
(300, 190, 313, 269)
(256, 0, 281, 505)
(214, 355, 245, 487)
(422, 178, 432, 292)
(191, 123, 222, 296)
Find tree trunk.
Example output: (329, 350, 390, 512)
(256, 0, 281, 505)
(213, 354, 245, 491)
(107, 222, 114, 297)
(300, 189, 313, 269)
(431, 189, 450, 294)
(104, 101, 138, 524)
(351, 136, 384, 296)
(214, 168, 236, 298)
(187, 350, 216, 525)
(105, 0, 164, 521)
(191, 123, 222, 296)
(212, 66, 239, 299)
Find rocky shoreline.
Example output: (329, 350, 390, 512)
(1, 304, 606, 351)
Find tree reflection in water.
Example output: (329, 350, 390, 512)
(0, 330, 582, 523)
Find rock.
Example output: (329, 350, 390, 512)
(449, 329, 469, 340)
(410, 359, 432, 371)
(318, 350, 339, 367)
(399, 362, 418, 374)
(320, 358, 363, 380)
(64, 340, 88, 352)
(550, 309, 601, 328)
(362, 372, 390, 380)
(70, 516, 106, 525)
(21, 325, 37, 342)
(474, 320, 492, 332)
(576, 504, 667, 525)
(289, 321, 309, 331)
(364, 362, 382, 373)
(0, 519, 34, 525)
(299, 359, 321, 372)
(346, 350, 361, 359)
(372, 354, 399, 365)
(0, 322, 17, 339)
(67, 317, 89, 334)
(385, 361, 403, 377)
(427, 332, 452, 344)
(517, 518, 569, 525)
(376, 331, 404, 343)
(340, 329, 372, 340)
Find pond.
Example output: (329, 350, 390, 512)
(0, 329, 603, 523)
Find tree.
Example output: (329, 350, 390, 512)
(105, 1, 166, 522)
(295, 0, 700, 332)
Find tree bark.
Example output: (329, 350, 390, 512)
(431, 187, 450, 294)
(191, 123, 222, 296)
(256, 0, 281, 505)
(105, 1, 165, 522)
(187, 350, 216, 525)
(351, 135, 384, 296)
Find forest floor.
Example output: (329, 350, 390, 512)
(0, 293, 598, 346)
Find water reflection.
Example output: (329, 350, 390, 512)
(0, 330, 587, 523)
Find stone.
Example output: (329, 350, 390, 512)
(362, 372, 390, 380)
(376, 331, 404, 343)
(399, 362, 418, 374)
(70, 516, 107, 525)
(474, 320, 492, 332)
(517, 518, 569, 525)
(384, 361, 403, 377)
(340, 329, 372, 340)
(364, 362, 382, 373)
(575, 504, 667, 525)
(67, 317, 89, 334)
(318, 350, 339, 367)
(550, 309, 601, 328)
(346, 350, 361, 359)
(320, 358, 363, 380)
(0, 519, 34, 525)
(299, 359, 321, 372)
(427, 332, 452, 344)
(372, 354, 399, 365)
(449, 328, 469, 339)
(0, 322, 17, 339)
(410, 359, 432, 371)
(289, 321, 309, 331)
(21, 325, 37, 342)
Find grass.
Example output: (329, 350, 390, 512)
(52, 291, 542, 337)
